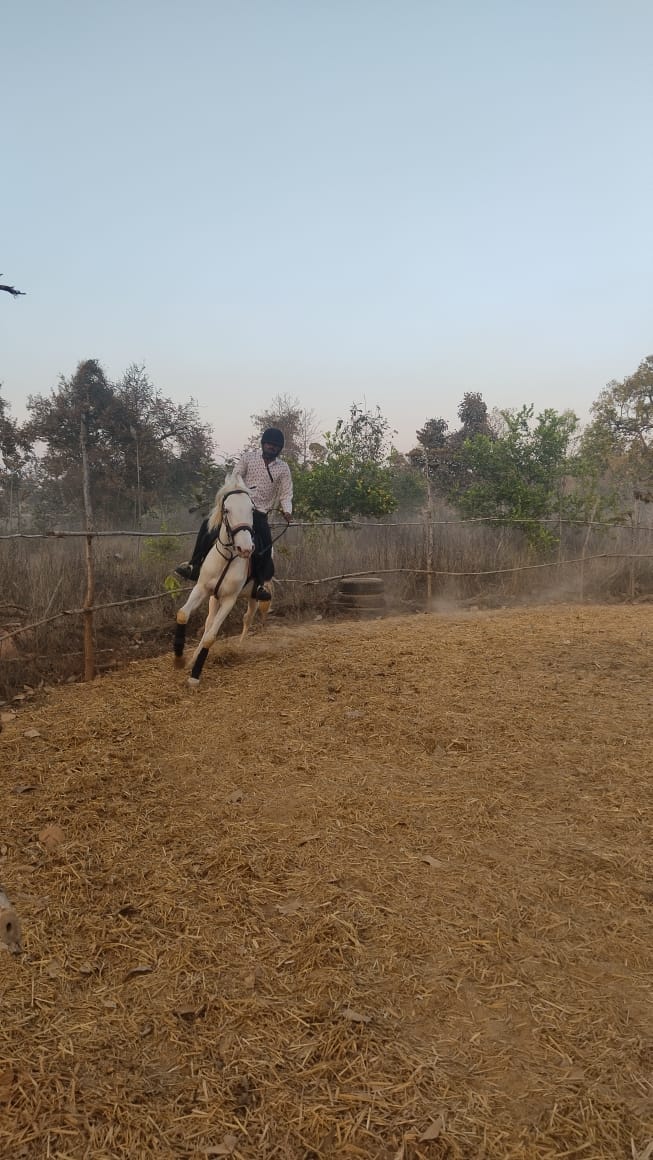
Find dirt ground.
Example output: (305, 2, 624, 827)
(1, 603, 652, 1159)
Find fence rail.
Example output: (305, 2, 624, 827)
(2, 501, 652, 684)
(2, 552, 652, 651)
(1, 513, 653, 539)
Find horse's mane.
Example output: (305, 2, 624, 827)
(207, 471, 251, 531)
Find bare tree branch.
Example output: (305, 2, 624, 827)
(0, 275, 26, 298)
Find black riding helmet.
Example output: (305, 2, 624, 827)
(261, 427, 284, 456)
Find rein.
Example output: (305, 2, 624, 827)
(252, 520, 291, 558)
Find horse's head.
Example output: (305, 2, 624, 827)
(212, 473, 254, 558)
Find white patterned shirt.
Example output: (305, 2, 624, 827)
(234, 450, 293, 515)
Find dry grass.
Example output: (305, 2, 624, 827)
(1, 604, 652, 1159)
(2, 513, 653, 703)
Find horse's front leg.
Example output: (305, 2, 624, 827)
(174, 584, 210, 669)
(188, 591, 240, 687)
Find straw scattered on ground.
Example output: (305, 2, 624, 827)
(1, 603, 652, 1159)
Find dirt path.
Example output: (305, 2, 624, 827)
(1, 605, 652, 1158)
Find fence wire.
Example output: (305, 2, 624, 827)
(2, 551, 653, 645)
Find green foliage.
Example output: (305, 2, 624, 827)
(387, 449, 427, 510)
(455, 405, 581, 547)
(581, 354, 653, 495)
(141, 526, 184, 564)
(412, 392, 494, 496)
(294, 404, 399, 520)
(163, 572, 185, 595)
(26, 359, 215, 527)
(0, 389, 33, 525)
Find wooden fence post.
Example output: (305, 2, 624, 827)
(425, 459, 433, 604)
(579, 500, 599, 603)
(80, 402, 96, 681)
(629, 502, 639, 600)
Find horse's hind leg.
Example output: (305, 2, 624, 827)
(238, 586, 257, 647)
(258, 580, 273, 629)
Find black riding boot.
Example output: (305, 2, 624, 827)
(175, 519, 217, 581)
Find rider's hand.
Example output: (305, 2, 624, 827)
(282, 511, 292, 524)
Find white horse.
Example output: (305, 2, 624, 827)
(173, 472, 272, 687)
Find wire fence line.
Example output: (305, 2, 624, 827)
(2, 496, 651, 683)
(2, 552, 652, 647)
(1, 513, 652, 539)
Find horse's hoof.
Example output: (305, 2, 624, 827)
(173, 655, 185, 669)
(187, 676, 200, 689)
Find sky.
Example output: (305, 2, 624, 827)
(2, 0, 652, 458)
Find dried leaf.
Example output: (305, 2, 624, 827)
(0, 711, 17, 725)
(341, 1006, 371, 1023)
(45, 958, 63, 978)
(298, 833, 320, 845)
(276, 898, 303, 915)
(420, 1115, 445, 1141)
(123, 964, 153, 982)
(23, 729, 41, 739)
(39, 824, 64, 852)
(117, 904, 140, 918)
(11, 784, 35, 795)
(226, 789, 243, 804)
(175, 1005, 204, 1021)
(205, 1136, 238, 1156)
(421, 855, 445, 868)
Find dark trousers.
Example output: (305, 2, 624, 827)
(189, 519, 217, 569)
(253, 510, 274, 584)
(190, 510, 274, 585)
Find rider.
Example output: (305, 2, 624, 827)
(175, 427, 293, 601)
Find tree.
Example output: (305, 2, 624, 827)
(113, 364, 215, 522)
(250, 393, 319, 464)
(455, 405, 580, 546)
(27, 360, 216, 526)
(410, 393, 494, 496)
(0, 390, 33, 528)
(582, 355, 653, 498)
(0, 275, 25, 298)
(386, 448, 427, 511)
(295, 404, 398, 520)
(26, 359, 119, 523)
(457, 391, 492, 437)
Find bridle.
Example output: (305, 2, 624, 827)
(215, 489, 254, 560)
